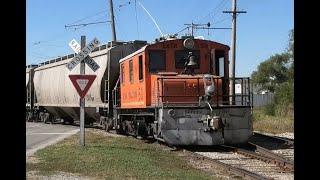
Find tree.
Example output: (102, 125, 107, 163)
(251, 29, 294, 117)
(251, 53, 290, 92)
(251, 29, 294, 93)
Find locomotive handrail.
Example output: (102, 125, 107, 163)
(156, 76, 252, 107)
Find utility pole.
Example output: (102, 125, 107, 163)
(109, 0, 117, 41)
(223, 0, 246, 105)
(80, 36, 86, 146)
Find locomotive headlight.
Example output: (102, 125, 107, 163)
(183, 38, 194, 49)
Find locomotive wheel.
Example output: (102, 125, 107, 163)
(100, 116, 107, 130)
(26, 112, 31, 122)
(104, 123, 109, 132)
(106, 119, 114, 132)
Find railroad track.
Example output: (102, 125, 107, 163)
(183, 148, 274, 180)
(229, 143, 294, 172)
(185, 144, 294, 180)
(32, 121, 294, 179)
(249, 131, 294, 162)
(252, 132, 294, 147)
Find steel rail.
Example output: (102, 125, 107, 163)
(253, 132, 294, 146)
(220, 144, 294, 172)
(247, 142, 294, 172)
(182, 149, 273, 180)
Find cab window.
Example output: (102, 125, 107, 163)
(138, 55, 143, 80)
(215, 50, 225, 77)
(149, 50, 166, 73)
(120, 64, 125, 84)
(129, 60, 133, 83)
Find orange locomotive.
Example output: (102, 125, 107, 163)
(111, 36, 253, 145)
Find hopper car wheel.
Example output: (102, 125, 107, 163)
(26, 112, 31, 122)
(100, 116, 107, 130)
(104, 118, 114, 132)
(43, 113, 51, 124)
(39, 112, 44, 123)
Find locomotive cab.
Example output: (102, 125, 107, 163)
(116, 37, 253, 145)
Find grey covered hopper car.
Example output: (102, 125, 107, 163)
(30, 41, 147, 124)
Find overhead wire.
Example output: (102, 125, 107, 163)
(194, 0, 227, 23)
(212, 0, 230, 24)
(175, 0, 229, 36)
(67, 9, 108, 26)
(28, 9, 111, 65)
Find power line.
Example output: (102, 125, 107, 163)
(29, 31, 70, 47)
(67, 10, 108, 25)
(212, 0, 230, 24)
(195, 0, 228, 23)
(65, 21, 110, 29)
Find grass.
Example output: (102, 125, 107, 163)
(27, 130, 216, 180)
(253, 108, 294, 134)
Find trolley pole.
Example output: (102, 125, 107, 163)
(80, 35, 86, 146)
(223, 0, 246, 105)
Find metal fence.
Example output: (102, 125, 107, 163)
(252, 93, 274, 107)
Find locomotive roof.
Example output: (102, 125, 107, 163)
(119, 45, 148, 63)
(118, 38, 229, 63)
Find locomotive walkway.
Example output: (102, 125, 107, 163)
(26, 122, 79, 157)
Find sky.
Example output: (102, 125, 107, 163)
(26, 0, 293, 77)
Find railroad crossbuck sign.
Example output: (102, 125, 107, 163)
(66, 38, 101, 71)
(68, 39, 100, 72)
(69, 75, 96, 99)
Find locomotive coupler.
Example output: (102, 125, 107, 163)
(199, 115, 224, 132)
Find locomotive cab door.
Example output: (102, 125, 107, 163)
(211, 49, 228, 105)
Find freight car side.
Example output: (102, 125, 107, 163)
(32, 41, 146, 124)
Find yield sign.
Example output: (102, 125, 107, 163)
(69, 75, 96, 99)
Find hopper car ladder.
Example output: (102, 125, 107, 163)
(104, 79, 109, 104)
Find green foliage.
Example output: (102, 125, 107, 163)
(251, 29, 294, 93)
(274, 81, 294, 117)
(263, 103, 275, 116)
(251, 53, 291, 92)
(251, 29, 294, 118)
(253, 108, 293, 133)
